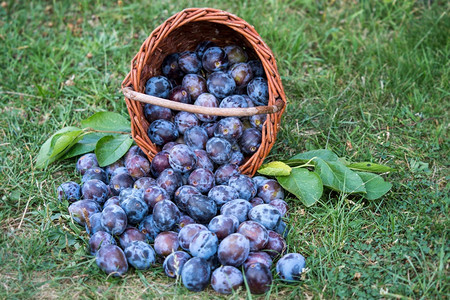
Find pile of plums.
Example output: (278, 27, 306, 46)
(57, 42, 306, 294)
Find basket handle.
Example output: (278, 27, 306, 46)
(122, 87, 284, 117)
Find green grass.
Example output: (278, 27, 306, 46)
(0, 0, 449, 298)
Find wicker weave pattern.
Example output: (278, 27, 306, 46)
(122, 8, 286, 176)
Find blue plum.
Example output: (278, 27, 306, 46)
(57, 181, 81, 202)
(228, 174, 257, 201)
(156, 168, 182, 197)
(163, 251, 191, 278)
(188, 168, 215, 194)
(145, 76, 172, 98)
(168, 144, 197, 173)
(76, 153, 98, 175)
(245, 263, 272, 294)
(178, 224, 208, 251)
(189, 230, 218, 260)
(276, 253, 306, 281)
(248, 204, 281, 230)
(181, 257, 211, 292)
(100, 204, 128, 235)
(247, 77, 269, 106)
(152, 200, 180, 232)
(220, 199, 252, 223)
(68, 200, 101, 226)
(211, 266, 244, 294)
(208, 185, 239, 207)
(82, 179, 109, 205)
(186, 195, 217, 224)
(82, 167, 108, 184)
(124, 241, 156, 270)
(217, 233, 250, 267)
(89, 231, 116, 255)
(206, 137, 232, 165)
(147, 119, 179, 146)
(96, 244, 128, 277)
(207, 71, 236, 99)
(154, 231, 179, 257)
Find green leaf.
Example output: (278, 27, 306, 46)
(95, 135, 133, 167)
(281, 159, 310, 166)
(347, 162, 395, 173)
(36, 127, 82, 169)
(356, 172, 393, 200)
(258, 161, 292, 176)
(276, 168, 323, 207)
(313, 158, 366, 193)
(62, 132, 109, 159)
(81, 111, 131, 132)
(49, 130, 84, 159)
(289, 149, 339, 162)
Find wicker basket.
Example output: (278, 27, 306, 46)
(122, 8, 286, 176)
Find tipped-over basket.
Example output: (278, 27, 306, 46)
(122, 8, 286, 176)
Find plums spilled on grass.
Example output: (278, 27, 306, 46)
(217, 233, 250, 267)
(211, 266, 244, 294)
(57, 181, 81, 202)
(68, 200, 101, 226)
(82, 179, 109, 205)
(56, 39, 308, 293)
(154, 231, 179, 257)
(100, 204, 128, 235)
(96, 244, 128, 277)
(189, 230, 218, 260)
(89, 231, 116, 255)
(220, 199, 252, 223)
(188, 168, 215, 194)
(76, 153, 99, 175)
(181, 257, 211, 292)
(124, 241, 156, 270)
(237, 221, 269, 251)
(245, 263, 272, 294)
(163, 251, 191, 278)
(178, 223, 208, 251)
(276, 253, 306, 281)
(82, 167, 108, 184)
(152, 200, 180, 232)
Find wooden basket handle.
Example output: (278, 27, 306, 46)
(122, 87, 284, 117)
